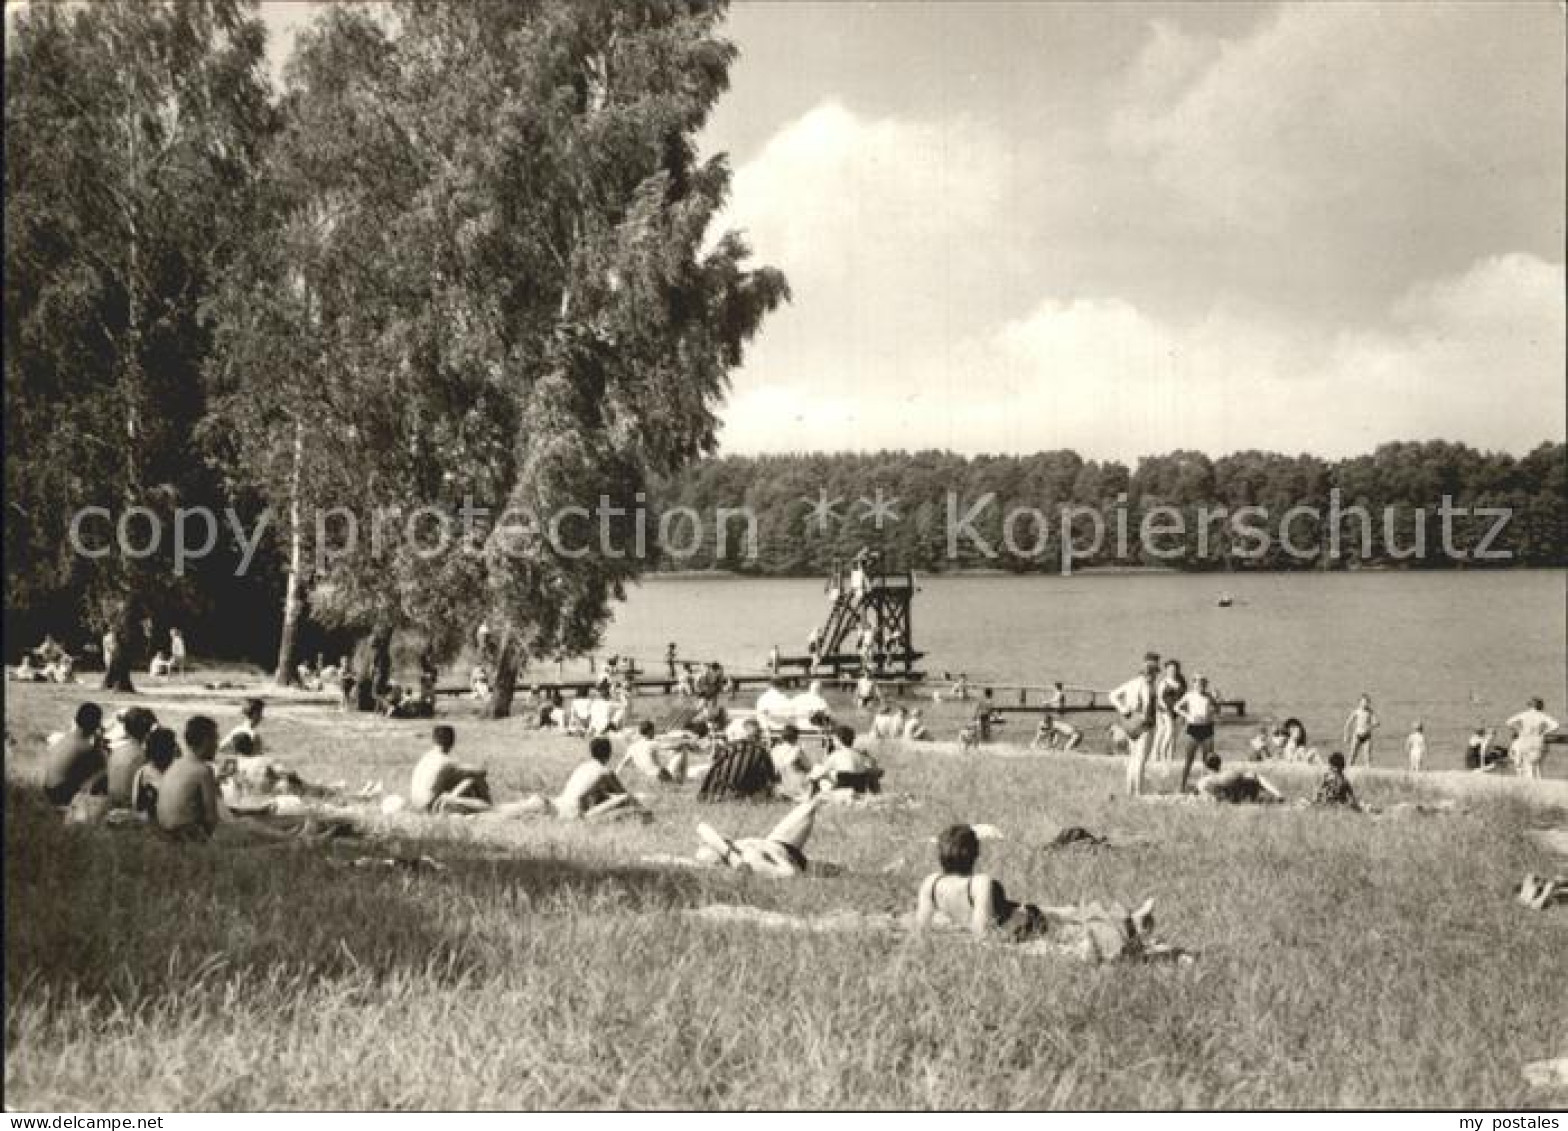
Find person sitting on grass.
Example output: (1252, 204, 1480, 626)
(11, 653, 46, 682)
(130, 726, 181, 818)
(1279, 718, 1317, 764)
(409, 725, 492, 814)
(871, 704, 906, 740)
(550, 736, 647, 821)
(45, 654, 77, 684)
(1031, 714, 1083, 752)
(960, 692, 1004, 750)
(697, 718, 778, 803)
(148, 650, 173, 678)
(769, 724, 817, 801)
(902, 708, 931, 742)
(1312, 752, 1359, 809)
(156, 716, 223, 840)
(469, 663, 493, 703)
(1193, 753, 1284, 804)
(220, 698, 268, 760)
(694, 796, 824, 878)
(105, 706, 159, 808)
(818, 725, 882, 795)
(43, 702, 107, 808)
(616, 720, 694, 784)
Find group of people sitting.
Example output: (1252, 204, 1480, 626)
(40, 697, 347, 839)
(403, 713, 886, 829)
(297, 654, 348, 693)
(11, 650, 76, 684)
(870, 703, 931, 742)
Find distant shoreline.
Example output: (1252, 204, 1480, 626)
(639, 564, 1561, 581)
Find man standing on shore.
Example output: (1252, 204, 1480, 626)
(1506, 698, 1560, 780)
(1109, 653, 1160, 797)
(1343, 694, 1380, 767)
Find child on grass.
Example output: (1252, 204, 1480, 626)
(1312, 752, 1359, 809)
(1405, 721, 1426, 773)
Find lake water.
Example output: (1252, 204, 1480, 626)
(576, 569, 1566, 773)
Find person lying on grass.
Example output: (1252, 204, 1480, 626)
(692, 796, 824, 878)
(916, 823, 1066, 941)
(43, 702, 107, 808)
(1193, 754, 1285, 804)
(410, 725, 493, 814)
(915, 824, 1169, 961)
(218, 731, 346, 803)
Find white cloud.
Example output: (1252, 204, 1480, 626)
(1113, 5, 1564, 246)
(724, 253, 1565, 461)
(710, 16, 1562, 461)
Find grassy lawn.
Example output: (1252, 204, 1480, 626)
(5, 681, 1566, 1110)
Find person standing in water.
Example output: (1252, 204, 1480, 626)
(1343, 693, 1380, 767)
(1405, 721, 1427, 773)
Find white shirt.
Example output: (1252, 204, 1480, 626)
(793, 691, 830, 721)
(871, 712, 903, 739)
(756, 688, 794, 723)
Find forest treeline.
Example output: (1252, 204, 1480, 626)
(648, 442, 1567, 574)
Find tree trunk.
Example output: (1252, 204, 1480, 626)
(484, 633, 520, 719)
(272, 422, 307, 687)
(102, 604, 140, 692)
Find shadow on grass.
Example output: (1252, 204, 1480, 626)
(3, 781, 708, 1010)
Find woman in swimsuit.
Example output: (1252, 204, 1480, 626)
(914, 824, 1058, 941)
(1153, 659, 1187, 764)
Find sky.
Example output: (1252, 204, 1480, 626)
(256, 2, 1566, 462)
